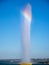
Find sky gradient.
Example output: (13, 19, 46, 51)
(0, 0, 49, 59)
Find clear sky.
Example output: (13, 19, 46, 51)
(0, 0, 49, 59)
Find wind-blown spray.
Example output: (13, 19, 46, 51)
(21, 3, 32, 64)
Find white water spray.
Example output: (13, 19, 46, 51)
(21, 3, 32, 63)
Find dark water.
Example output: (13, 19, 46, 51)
(0, 61, 49, 65)
(0, 63, 49, 65)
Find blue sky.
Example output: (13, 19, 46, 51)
(0, 0, 49, 59)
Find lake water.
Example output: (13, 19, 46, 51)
(0, 61, 49, 65)
(0, 63, 49, 65)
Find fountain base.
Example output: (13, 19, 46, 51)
(20, 63, 32, 65)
